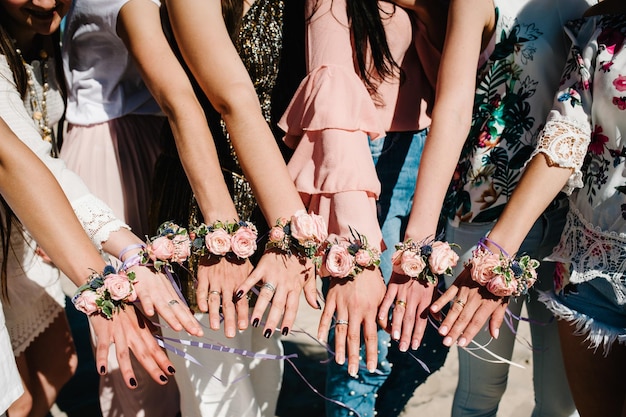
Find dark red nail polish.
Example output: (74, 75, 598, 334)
(168, 366, 176, 374)
(316, 301, 322, 310)
(264, 329, 272, 338)
(130, 378, 137, 387)
(252, 318, 260, 327)
(281, 327, 289, 336)
(235, 290, 244, 299)
(159, 375, 168, 382)
(99, 366, 106, 375)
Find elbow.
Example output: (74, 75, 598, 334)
(210, 82, 261, 120)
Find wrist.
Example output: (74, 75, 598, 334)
(391, 237, 460, 284)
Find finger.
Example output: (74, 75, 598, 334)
(390, 294, 408, 342)
(128, 309, 173, 384)
(442, 297, 479, 347)
(279, 288, 300, 336)
(377, 286, 398, 330)
(136, 286, 155, 317)
(111, 316, 139, 389)
(92, 318, 112, 376)
(207, 289, 223, 331)
(250, 280, 275, 328)
(489, 301, 508, 340)
(235, 291, 249, 330)
(171, 301, 203, 337)
(196, 273, 210, 313)
(317, 297, 335, 344)
(302, 272, 319, 309)
(154, 295, 184, 333)
(332, 312, 348, 367)
(437, 286, 467, 337)
(262, 287, 287, 339)
(234, 269, 262, 302)
(221, 291, 237, 338)
(430, 284, 459, 313)
(410, 303, 429, 351)
(362, 317, 378, 374)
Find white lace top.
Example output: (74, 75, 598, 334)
(533, 15, 626, 301)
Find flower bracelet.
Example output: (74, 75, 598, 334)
(319, 227, 381, 279)
(265, 209, 327, 260)
(391, 238, 460, 284)
(191, 219, 258, 260)
(138, 221, 191, 272)
(467, 237, 540, 297)
(72, 265, 137, 319)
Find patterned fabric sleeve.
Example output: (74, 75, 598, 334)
(530, 22, 594, 195)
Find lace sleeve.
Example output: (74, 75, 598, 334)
(530, 111, 591, 195)
(72, 194, 129, 250)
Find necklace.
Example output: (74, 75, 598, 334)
(15, 48, 55, 150)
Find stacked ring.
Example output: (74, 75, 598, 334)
(335, 319, 349, 326)
(209, 290, 221, 296)
(168, 299, 179, 306)
(262, 282, 276, 293)
(454, 298, 466, 308)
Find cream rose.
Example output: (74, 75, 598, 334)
(470, 252, 500, 285)
(354, 249, 372, 267)
(290, 210, 318, 244)
(149, 236, 175, 262)
(74, 290, 99, 315)
(206, 228, 232, 256)
(429, 241, 460, 275)
(269, 225, 286, 243)
(231, 227, 258, 258)
(323, 245, 355, 278)
(400, 250, 426, 278)
(104, 274, 134, 301)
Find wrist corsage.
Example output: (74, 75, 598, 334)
(139, 221, 191, 271)
(467, 237, 540, 297)
(319, 228, 380, 279)
(191, 219, 258, 260)
(391, 238, 460, 284)
(265, 210, 327, 260)
(72, 265, 137, 319)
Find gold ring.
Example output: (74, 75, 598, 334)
(208, 290, 221, 296)
(455, 298, 466, 308)
(335, 319, 349, 326)
(262, 283, 276, 293)
(395, 300, 407, 308)
(168, 299, 179, 306)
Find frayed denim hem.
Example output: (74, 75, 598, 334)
(538, 290, 626, 355)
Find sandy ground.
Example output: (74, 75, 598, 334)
(282, 291, 536, 417)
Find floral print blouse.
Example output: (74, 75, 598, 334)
(532, 14, 626, 300)
(442, 0, 594, 225)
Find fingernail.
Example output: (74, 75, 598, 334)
(458, 337, 467, 347)
(316, 301, 322, 310)
(348, 365, 358, 377)
(264, 329, 272, 338)
(393, 330, 400, 340)
(159, 375, 168, 382)
(235, 290, 244, 299)
(399, 342, 408, 352)
(252, 318, 260, 327)
(368, 366, 376, 373)
(411, 340, 420, 350)
(336, 355, 345, 365)
(493, 328, 500, 339)
(439, 325, 449, 336)
(99, 366, 106, 375)
(281, 327, 289, 336)
(167, 366, 176, 374)
(130, 378, 137, 387)
(443, 336, 452, 347)
(226, 329, 236, 338)
(431, 304, 439, 312)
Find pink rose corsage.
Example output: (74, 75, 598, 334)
(139, 221, 191, 271)
(72, 265, 137, 319)
(467, 237, 540, 297)
(191, 220, 258, 260)
(265, 210, 328, 260)
(391, 238, 460, 284)
(319, 228, 380, 279)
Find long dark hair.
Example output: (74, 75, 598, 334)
(221, 0, 245, 43)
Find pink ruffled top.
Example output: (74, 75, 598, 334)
(279, 0, 438, 251)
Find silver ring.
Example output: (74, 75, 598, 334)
(208, 290, 221, 296)
(168, 299, 179, 306)
(335, 319, 349, 326)
(262, 283, 276, 293)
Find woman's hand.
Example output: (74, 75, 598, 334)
(128, 265, 203, 337)
(196, 257, 253, 337)
(90, 305, 175, 389)
(378, 272, 436, 352)
(430, 266, 508, 347)
(235, 251, 317, 338)
(318, 268, 386, 377)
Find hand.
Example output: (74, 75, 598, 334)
(377, 272, 436, 352)
(196, 257, 252, 337)
(235, 251, 317, 338)
(430, 266, 508, 347)
(318, 268, 386, 376)
(90, 305, 175, 388)
(129, 265, 203, 337)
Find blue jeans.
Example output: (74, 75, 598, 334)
(445, 204, 577, 417)
(325, 130, 449, 417)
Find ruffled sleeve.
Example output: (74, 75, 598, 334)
(278, 0, 385, 250)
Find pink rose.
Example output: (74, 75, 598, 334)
(311, 213, 328, 242)
(74, 290, 99, 315)
(205, 228, 232, 256)
(428, 241, 459, 275)
(354, 249, 372, 267)
(400, 250, 426, 278)
(104, 274, 134, 301)
(323, 244, 355, 278)
(171, 234, 191, 263)
(391, 250, 405, 275)
(486, 274, 517, 297)
(269, 226, 286, 243)
(231, 227, 258, 258)
(148, 236, 175, 262)
(290, 210, 318, 245)
(470, 251, 500, 285)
